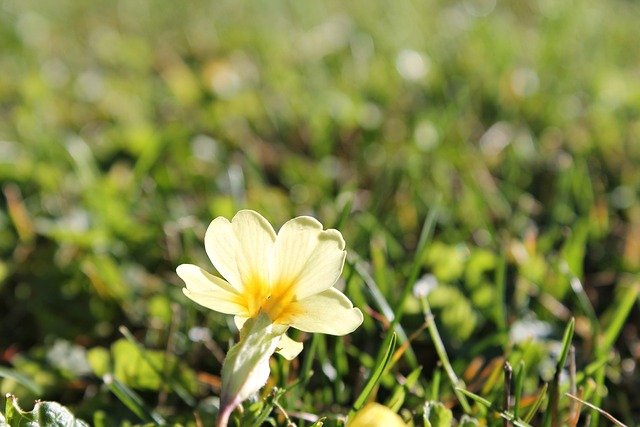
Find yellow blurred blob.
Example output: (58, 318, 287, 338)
(349, 403, 406, 427)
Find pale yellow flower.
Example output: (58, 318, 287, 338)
(348, 403, 406, 427)
(177, 210, 363, 357)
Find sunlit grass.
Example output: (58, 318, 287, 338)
(1, 0, 640, 425)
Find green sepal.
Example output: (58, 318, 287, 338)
(219, 312, 286, 424)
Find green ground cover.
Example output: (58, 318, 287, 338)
(1, 0, 639, 425)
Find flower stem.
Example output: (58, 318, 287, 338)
(217, 407, 231, 427)
(217, 312, 287, 427)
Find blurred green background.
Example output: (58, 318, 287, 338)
(1, 0, 639, 424)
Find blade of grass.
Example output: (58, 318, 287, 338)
(513, 361, 525, 420)
(394, 202, 439, 326)
(348, 332, 397, 420)
(333, 336, 348, 401)
(575, 353, 610, 383)
(590, 366, 606, 427)
(385, 366, 422, 412)
(245, 372, 305, 424)
(542, 317, 575, 427)
(503, 362, 512, 427)
(495, 249, 507, 333)
(103, 374, 166, 424)
(456, 387, 492, 407)
(560, 262, 598, 343)
(598, 281, 639, 354)
(431, 364, 442, 401)
(371, 236, 390, 299)
(349, 253, 415, 369)
(0, 366, 43, 396)
(356, 211, 406, 256)
(251, 387, 288, 427)
(348, 252, 396, 325)
(568, 346, 576, 421)
(557, 318, 576, 374)
(565, 393, 627, 427)
(420, 295, 471, 413)
(334, 193, 354, 230)
(299, 334, 319, 391)
(360, 205, 440, 373)
(589, 279, 637, 427)
(481, 356, 507, 396)
(523, 383, 548, 424)
(455, 388, 534, 427)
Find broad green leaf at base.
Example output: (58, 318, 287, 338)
(3, 394, 89, 427)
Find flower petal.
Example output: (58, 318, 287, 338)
(205, 210, 276, 292)
(275, 334, 304, 360)
(177, 264, 245, 315)
(234, 315, 248, 331)
(271, 216, 346, 300)
(289, 288, 363, 335)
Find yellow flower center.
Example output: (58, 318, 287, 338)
(242, 275, 300, 324)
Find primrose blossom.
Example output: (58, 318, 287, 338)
(177, 210, 363, 426)
(176, 209, 363, 357)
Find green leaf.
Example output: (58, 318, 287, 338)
(4, 394, 90, 427)
(459, 415, 480, 427)
(464, 249, 496, 289)
(112, 339, 167, 390)
(423, 401, 453, 427)
(428, 285, 478, 341)
(146, 294, 173, 327)
(118, 326, 196, 406)
(108, 338, 196, 394)
(424, 242, 466, 282)
(87, 347, 111, 378)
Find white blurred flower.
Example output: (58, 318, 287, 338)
(395, 49, 430, 81)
